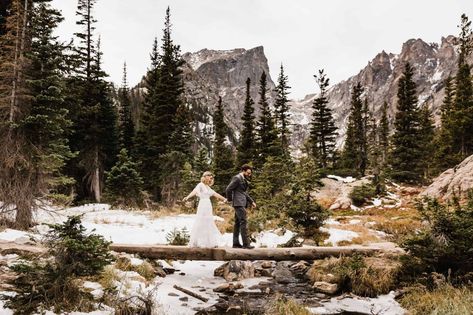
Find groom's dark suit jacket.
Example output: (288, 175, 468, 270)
(226, 174, 254, 207)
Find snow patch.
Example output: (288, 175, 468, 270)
(320, 227, 359, 245)
(327, 175, 356, 183)
(308, 291, 406, 315)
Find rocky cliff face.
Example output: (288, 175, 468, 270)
(182, 46, 275, 139)
(133, 35, 470, 155)
(290, 35, 469, 150)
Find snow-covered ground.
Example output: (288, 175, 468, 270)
(0, 203, 405, 314)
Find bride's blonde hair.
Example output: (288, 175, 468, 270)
(201, 171, 214, 186)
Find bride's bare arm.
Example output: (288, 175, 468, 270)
(183, 184, 200, 201)
(213, 192, 227, 203)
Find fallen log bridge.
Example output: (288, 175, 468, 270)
(109, 244, 383, 261)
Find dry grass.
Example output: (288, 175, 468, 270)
(400, 284, 473, 315)
(99, 265, 121, 290)
(134, 261, 156, 281)
(114, 256, 157, 281)
(147, 205, 183, 219)
(307, 255, 400, 297)
(265, 295, 311, 315)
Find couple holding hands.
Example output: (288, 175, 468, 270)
(182, 165, 256, 249)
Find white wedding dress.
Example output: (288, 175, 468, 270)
(188, 182, 223, 248)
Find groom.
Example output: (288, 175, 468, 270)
(226, 164, 256, 249)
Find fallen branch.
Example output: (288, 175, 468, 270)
(173, 284, 209, 302)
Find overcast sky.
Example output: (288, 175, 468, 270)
(51, 0, 473, 99)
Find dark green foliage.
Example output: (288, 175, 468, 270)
(161, 102, 194, 204)
(274, 64, 291, 155)
(434, 76, 461, 173)
(212, 96, 235, 193)
(388, 63, 423, 183)
(250, 156, 293, 225)
(285, 157, 328, 237)
(166, 227, 190, 245)
(401, 193, 473, 280)
(66, 0, 120, 202)
(418, 104, 436, 180)
(118, 62, 135, 152)
(2, 216, 113, 314)
(133, 8, 186, 200)
(21, 0, 74, 199)
(341, 82, 369, 177)
(433, 15, 473, 174)
(451, 14, 473, 158)
(379, 101, 390, 166)
(194, 147, 210, 174)
(237, 77, 257, 167)
(310, 69, 338, 168)
(349, 183, 377, 207)
(105, 148, 144, 207)
(256, 71, 281, 167)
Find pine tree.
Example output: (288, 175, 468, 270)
(105, 148, 144, 207)
(418, 103, 435, 180)
(341, 82, 367, 176)
(94, 38, 119, 173)
(194, 147, 210, 174)
(256, 71, 280, 167)
(379, 101, 390, 165)
(237, 77, 256, 167)
(134, 8, 185, 200)
(274, 64, 291, 155)
(388, 63, 423, 183)
(133, 37, 161, 197)
(65, 1, 120, 203)
(0, 0, 74, 228)
(118, 62, 134, 152)
(212, 96, 234, 193)
(434, 76, 459, 172)
(309, 69, 337, 168)
(160, 102, 193, 205)
(452, 14, 473, 158)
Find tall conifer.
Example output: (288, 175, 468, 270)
(389, 63, 423, 183)
(256, 71, 280, 166)
(274, 64, 291, 155)
(309, 69, 337, 168)
(237, 77, 256, 167)
(119, 62, 134, 152)
(212, 96, 234, 193)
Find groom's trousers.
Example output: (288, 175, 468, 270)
(233, 206, 249, 246)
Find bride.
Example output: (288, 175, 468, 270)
(182, 171, 227, 248)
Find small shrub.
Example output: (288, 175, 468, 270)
(166, 227, 190, 245)
(1, 216, 114, 314)
(399, 284, 473, 315)
(401, 194, 473, 281)
(105, 149, 145, 208)
(349, 183, 377, 207)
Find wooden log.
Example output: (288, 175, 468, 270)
(109, 244, 383, 261)
(173, 285, 209, 302)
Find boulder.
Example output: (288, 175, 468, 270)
(213, 282, 243, 293)
(421, 155, 473, 201)
(214, 260, 255, 281)
(272, 263, 296, 284)
(313, 281, 339, 295)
